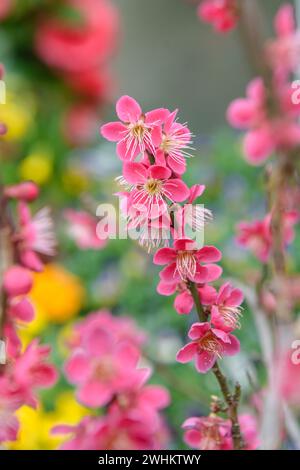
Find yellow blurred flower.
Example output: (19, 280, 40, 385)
(29, 264, 85, 325)
(9, 392, 90, 450)
(0, 93, 33, 141)
(19, 147, 53, 185)
(62, 168, 90, 195)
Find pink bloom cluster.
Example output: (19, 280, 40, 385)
(0, 182, 58, 443)
(183, 413, 259, 450)
(55, 310, 170, 450)
(197, 0, 239, 33)
(64, 209, 108, 250)
(35, 0, 118, 102)
(102, 95, 245, 449)
(227, 5, 300, 165)
(236, 211, 299, 263)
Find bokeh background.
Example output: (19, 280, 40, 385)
(0, 0, 299, 450)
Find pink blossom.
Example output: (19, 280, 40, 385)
(0, 0, 12, 21)
(65, 209, 107, 250)
(211, 282, 243, 332)
(227, 77, 300, 165)
(236, 211, 299, 263)
(183, 413, 259, 450)
(101, 95, 168, 161)
(64, 103, 99, 145)
(154, 238, 222, 284)
(12, 340, 58, 407)
(0, 380, 21, 443)
(176, 322, 240, 373)
(64, 325, 143, 407)
(198, 0, 239, 33)
(277, 350, 300, 406)
(157, 278, 217, 315)
(35, 0, 119, 73)
(120, 162, 189, 219)
(183, 414, 232, 450)
(54, 411, 168, 450)
(14, 202, 56, 271)
(153, 109, 192, 175)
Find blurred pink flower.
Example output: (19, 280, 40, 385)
(65, 209, 107, 250)
(198, 0, 239, 33)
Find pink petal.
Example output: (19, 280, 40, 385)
(188, 184, 206, 203)
(64, 351, 91, 384)
(226, 99, 257, 129)
(184, 429, 202, 448)
(100, 121, 127, 141)
(195, 351, 216, 373)
(188, 322, 210, 340)
(139, 385, 170, 409)
(222, 334, 240, 356)
(9, 298, 34, 322)
(122, 162, 148, 184)
(167, 155, 186, 175)
(116, 95, 142, 122)
(151, 127, 163, 147)
(176, 342, 198, 363)
(227, 288, 244, 307)
(163, 178, 189, 202)
(212, 328, 231, 344)
(243, 128, 274, 165)
(115, 342, 140, 368)
(157, 280, 176, 296)
(20, 250, 44, 272)
(117, 139, 141, 161)
(174, 238, 197, 251)
(174, 291, 194, 315)
(3, 266, 33, 297)
(159, 262, 180, 283)
(205, 264, 223, 282)
(78, 380, 112, 408)
(197, 245, 222, 263)
(153, 247, 176, 265)
(145, 108, 169, 124)
(84, 327, 112, 357)
(274, 4, 295, 37)
(149, 165, 171, 180)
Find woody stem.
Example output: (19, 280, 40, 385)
(189, 281, 244, 450)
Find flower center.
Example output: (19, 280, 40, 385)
(144, 178, 162, 195)
(219, 305, 243, 329)
(176, 250, 197, 280)
(198, 332, 223, 358)
(129, 120, 146, 142)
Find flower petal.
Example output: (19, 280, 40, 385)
(100, 122, 127, 141)
(116, 95, 141, 122)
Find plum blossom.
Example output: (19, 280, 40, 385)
(183, 413, 259, 450)
(157, 278, 217, 315)
(153, 109, 192, 175)
(101, 95, 168, 161)
(65, 209, 107, 250)
(176, 322, 240, 373)
(154, 238, 222, 284)
(236, 211, 299, 263)
(197, 0, 239, 33)
(211, 282, 244, 332)
(119, 162, 189, 219)
(227, 77, 300, 164)
(14, 202, 56, 272)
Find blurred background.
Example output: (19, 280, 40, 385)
(0, 0, 299, 450)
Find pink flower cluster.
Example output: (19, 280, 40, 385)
(197, 0, 239, 33)
(102, 95, 247, 449)
(183, 413, 259, 450)
(0, 181, 58, 443)
(236, 211, 299, 263)
(227, 5, 300, 165)
(55, 310, 170, 450)
(35, 0, 119, 102)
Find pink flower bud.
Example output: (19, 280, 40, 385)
(4, 182, 39, 201)
(3, 266, 33, 297)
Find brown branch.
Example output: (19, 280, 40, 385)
(189, 281, 244, 450)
